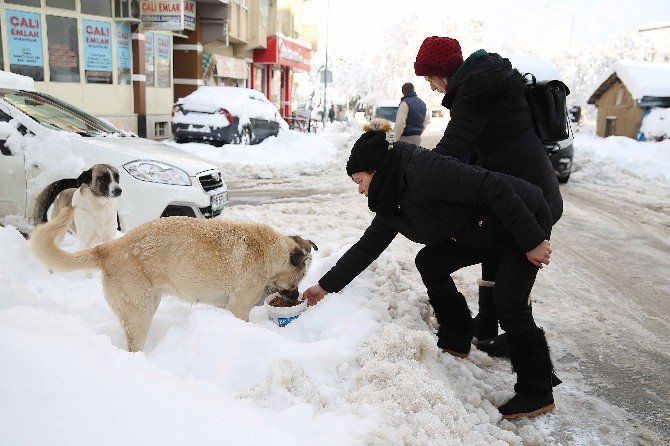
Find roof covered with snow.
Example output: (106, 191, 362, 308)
(588, 60, 670, 104)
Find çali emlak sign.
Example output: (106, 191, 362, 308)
(140, 0, 195, 31)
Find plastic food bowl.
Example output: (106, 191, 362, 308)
(264, 292, 307, 327)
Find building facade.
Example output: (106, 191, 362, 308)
(0, 0, 316, 139)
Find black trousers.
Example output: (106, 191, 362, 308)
(415, 238, 538, 348)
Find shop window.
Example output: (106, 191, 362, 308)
(154, 121, 167, 138)
(46, 15, 80, 83)
(46, 0, 76, 9)
(155, 34, 171, 88)
(116, 22, 131, 85)
(83, 20, 113, 84)
(82, 0, 113, 17)
(145, 31, 154, 87)
(5, 0, 40, 7)
(5, 9, 44, 81)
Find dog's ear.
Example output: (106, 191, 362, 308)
(77, 168, 93, 186)
(289, 235, 318, 252)
(290, 247, 309, 267)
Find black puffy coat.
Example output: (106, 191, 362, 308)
(319, 142, 551, 293)
(435, 51, 563, 223)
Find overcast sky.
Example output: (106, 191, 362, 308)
(304, 0, 670, 58)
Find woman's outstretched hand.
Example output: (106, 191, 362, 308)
(303, 284, 328, 306)
(526, 240, 552, 268)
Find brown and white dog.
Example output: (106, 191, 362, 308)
(30, 207, 317, 352)
(47, 164, 122, 249)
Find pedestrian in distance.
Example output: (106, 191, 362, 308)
(394, 82, 431, 145)
(303, 119, 561, 419)
(414, 36, 564, 358)
(328, 105, 336, 123)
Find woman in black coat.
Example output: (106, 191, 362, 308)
(413, 36, 563, 355)
(303, 125, 560, 419)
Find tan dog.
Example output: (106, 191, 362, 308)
(30, 207, 317, 352)
(47, 164, 122, 249)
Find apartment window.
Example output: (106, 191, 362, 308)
(154, 121, 167, 138)
(82, 0, 113, 16)
(5, 0, 40, 7)
(46, 0, 76, 9)
(605, 116, 617, 137)
(6, 9, 45, 81)
(47, 15, 80, 83)
(615, 87, 624, 105)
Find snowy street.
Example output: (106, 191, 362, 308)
(223, 129, 670, 444)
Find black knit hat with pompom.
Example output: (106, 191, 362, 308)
(346, 119, 392, 176)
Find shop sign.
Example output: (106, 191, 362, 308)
(215, 55, 247, 80)
(253, 36, 311, 72)
(83, 20, 113, 84)
(116, 22, 131, 70)
(140, 0, 196, 31)
(145, 31, 154, 87)
(6, 10, 44, 68)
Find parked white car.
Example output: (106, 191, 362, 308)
(0, 72, 228, 231)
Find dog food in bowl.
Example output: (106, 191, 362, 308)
(264, 292, 307, 326)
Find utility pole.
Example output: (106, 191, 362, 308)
(322, 0, 329, 124)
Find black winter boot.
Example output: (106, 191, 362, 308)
(473, 279, 498, 341)
(476, 333, 510, 358)
(435, 296, 474, 358)
(500, 327, 561, 419)
(498, 390, 555, 419)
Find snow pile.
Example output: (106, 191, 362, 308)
(168, 122, 360, 180)
(640, 107, 670, 141)
(572, 133, 670, 183)
(0, 120, 84, 196)
(0, 70, 35, 90)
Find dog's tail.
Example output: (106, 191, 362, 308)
(29, 206, 101, 272)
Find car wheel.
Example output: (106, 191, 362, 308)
(237, 126, 252, 145)
(557, 173, 570, 184)
(175, 137, 188, 144)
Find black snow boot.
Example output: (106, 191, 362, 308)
(476, 332, 510, 358)
(472, 279, 498, 341)
(499, 327, 561, 419)
(435, 296, 474, 359)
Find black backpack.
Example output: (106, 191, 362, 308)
(523, 73, 571, 147)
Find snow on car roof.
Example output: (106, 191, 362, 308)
(375, 100, 399, 108)
(0, 70, 35, 91)
(180, 86, 280, 122)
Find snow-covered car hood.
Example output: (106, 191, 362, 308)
(74, 135, 219, 176)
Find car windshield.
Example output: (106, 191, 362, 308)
(375, 106, 398, 122)
(0, 90, 122, 136)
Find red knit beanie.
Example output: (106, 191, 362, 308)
(414, 36, 463, 79)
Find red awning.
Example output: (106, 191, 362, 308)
(253, 35, 311, 71)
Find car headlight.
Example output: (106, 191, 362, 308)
(123, 160, 191, 186)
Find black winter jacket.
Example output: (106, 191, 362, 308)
(319, 142, 551, 293)
(435, 51, 563, 223)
